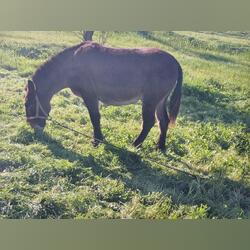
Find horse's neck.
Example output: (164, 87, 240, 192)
(34, 59, 70, 101)
(34, 78, 63, 103)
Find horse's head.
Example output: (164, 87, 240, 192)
(24, 80, 50, 130)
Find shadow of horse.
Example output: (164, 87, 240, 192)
(35, 131, 250, 218)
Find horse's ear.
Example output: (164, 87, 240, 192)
(27, 80, 36, 93)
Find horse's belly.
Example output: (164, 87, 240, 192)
(100, 96, 140, 106)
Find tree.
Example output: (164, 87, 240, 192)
(75, 31, 110, 44)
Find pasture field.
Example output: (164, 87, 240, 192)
(0, 31, 249, 219)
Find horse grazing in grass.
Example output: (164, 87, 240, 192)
(24, 41, 183, 151)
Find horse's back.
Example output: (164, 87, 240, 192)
(72, 42, 179, 102)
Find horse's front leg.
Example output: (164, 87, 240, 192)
(82, 94, 104, 147)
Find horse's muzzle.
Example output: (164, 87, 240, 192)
(27, 119, 46, 131)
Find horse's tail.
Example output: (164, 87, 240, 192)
(168, 63, 183, 126)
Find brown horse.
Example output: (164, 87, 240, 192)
(24, 41, 182, 151)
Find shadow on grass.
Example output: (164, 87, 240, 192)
(191, 51, 235, 64)
(104, 144, 250, 218)
(181, 84, 250, 127)
(33, 131, 131, 183)
(34, 131, 250, 218)
(189, 50, 249, 67)
(137, 31, 250, 66)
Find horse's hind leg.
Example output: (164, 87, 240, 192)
(156, 97, 170, 151)
(82, 94, 103, 147)
(133, 98, 157, 148)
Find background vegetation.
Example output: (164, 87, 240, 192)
(0, 31, 249, 218)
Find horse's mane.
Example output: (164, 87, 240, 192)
(32, 42, 84, 83)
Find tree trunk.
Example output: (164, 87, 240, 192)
(83, 31, 94, 41)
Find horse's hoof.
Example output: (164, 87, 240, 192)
(156, 144, 166, 153)
(92, 141, 99, 147)
(92, 139, 102, 147)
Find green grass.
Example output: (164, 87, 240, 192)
(0, 31, 249, 219)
